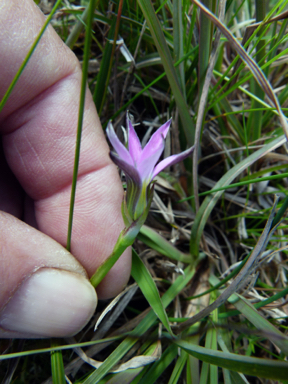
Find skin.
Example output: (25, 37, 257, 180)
(0, 0, 131, 338)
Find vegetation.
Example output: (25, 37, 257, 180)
(1, 0, 288, 382)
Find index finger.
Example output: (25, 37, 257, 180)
(0, 0, 131, 299)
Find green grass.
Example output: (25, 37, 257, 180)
(1, 0, 288, 383)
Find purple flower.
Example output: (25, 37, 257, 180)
(106, 114, 194, 223)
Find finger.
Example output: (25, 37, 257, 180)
(0, 212, 97, 338)
(0, 142, 23, 217)
(0, 0, 131, 299)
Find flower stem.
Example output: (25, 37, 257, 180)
(90, 227, 135, 288)
(90, 191, 153, 288)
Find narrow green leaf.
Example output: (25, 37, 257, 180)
(83, 266, 195, 383)
(137, 344, 178, 384)
(272, 194, 288, 227)
(246, 0, 267, 141)
(67, 0, 97, 251)
(105, 367, 143, 384)
(173, 0, 185, 97)
(199, 347, 210, 383)
(186, 335, 200, 384)
(0, 336, 124, 361)
(50, 340, 66, 384)
(131, 249, 174, 336)
(104, 340, 160, 383)
(167, 349, 187, 384)
(65, 5, 89, 49)
(192, 0, 288, 139)
(93, 15, 116, 113)
(180, 199, 279, 332)
(233, 295, 288, 356)
(174, 338, 288, 380)
(0, 0, 62, 113)
(190, 134, 286, 256)
(198, 0, 213, 96)
(95, 0, 123, 115)
(182, 171, 288, 202)
(138, 225, 193, 264)
(90, 228, 134, 288)
(137, 0, 195, 145)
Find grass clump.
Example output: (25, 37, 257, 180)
(1, 0, 288, 383)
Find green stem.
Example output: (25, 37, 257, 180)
(94, 0, 123, 115)
(65, 5, 89, 49)
(66, 0, 97, 252)
(248, 0, 266, 142)
(272, 195, 288, 227)
(179, 171, 288, 202)
(90, 227, 134, 288)
(0, 0, 62, 113)
(50, 339, 66, 384)
(90, 193, 153, 287)
(198, 0, 213, 97)
(173, 0, 185, 98)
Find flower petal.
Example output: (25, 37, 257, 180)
(140, 119, 172, 164)
(152, 145, 195, 179)
(106, 121, 133, 166)
(109, 152, 142, 186)
(127, 114, 142, 164)
(138, 119, 172, 180)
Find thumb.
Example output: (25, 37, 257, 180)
(0, 212, 97, 338)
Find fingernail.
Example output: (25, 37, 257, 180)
(0, 268, 97, 338)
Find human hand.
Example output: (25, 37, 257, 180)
(0, 0, 131, 338)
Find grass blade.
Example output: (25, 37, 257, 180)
(51, 340, 66, 384)
(93, 1, 123, 115)
(138, 225, 193, 264)
(192, 0, 288, 139)
(137, 344, 179, 384)
(67, 0, 97, 251)
(179, 198, 279, 332)
(0, 0, 62, 113)
(167, 349, 187, 384)
(190, 134, 286, 256)
(131, 249, 174, 336)
(173, 0, 185, 97)
(83, 266, 195, 383)
(173, 338, 288, 380)
(137, 0, 195, 145)
(193, 0, 226, 211)
(246, 0, 267, 141)
(198, 0, 213, 97)
(233, 294, 288, 356)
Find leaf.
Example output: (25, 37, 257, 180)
(233, 295, 288, 356)
(167, 349, 187, 384)
(174, 338, 288, 380)
(192, 0, 288, 139)
(83, 266, 195, 383)
(190, 134, 286, 256)
(137, 344, 179, 384)
(72, 338, 161, 377)
(67, 0, 97, 252)
(137, 0, 195, 145)
(131, 249, 174, 336)
(138, 225, 193, 263)
(0, 0, 63, 113)
(105, 367, 143, 384)
(179, 198, 280, 332)
(93, 14, 117, 114)
(50, 340, 66, 384)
